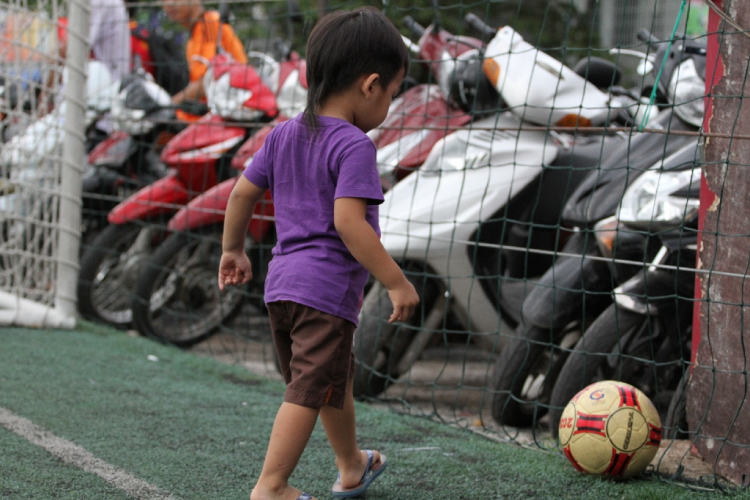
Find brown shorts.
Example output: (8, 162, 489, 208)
(267, 301, 356, 410)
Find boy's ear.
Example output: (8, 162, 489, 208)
(360, 73, 381, 98)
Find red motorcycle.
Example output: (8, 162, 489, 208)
(127, 20, 494, 344)
(130, 125, 277, 345)
(81, 71, 186, 246)
(371, 16, 498, 190)
(77, 53, 279, 327)
(128, 53, 307, 343)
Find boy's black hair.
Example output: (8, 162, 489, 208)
(304, 7, 409, 129)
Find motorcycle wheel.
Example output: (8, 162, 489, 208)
(547, 304, 681, 437)
(352, 272, 439, 398)
(490, 324, 577, 428)
(663, 370, 690, 439)
(77, 222, 165, 327)
(131, 228, 247, 347)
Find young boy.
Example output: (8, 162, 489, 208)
(218, 7, 419, 500)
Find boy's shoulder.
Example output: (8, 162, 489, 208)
(270, 115, 372, 148)
(316, 117, 375, 153)
(263, 116, 300, 147)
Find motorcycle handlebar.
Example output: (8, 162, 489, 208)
(464, 13, 496, 39)
(403, 16, 426, 39)
(636, 29, 660, 44)
(177, 100, 209, 116)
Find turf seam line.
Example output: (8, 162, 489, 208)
(0, 406, 182, 500)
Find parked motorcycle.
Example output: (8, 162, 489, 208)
(130, 130, 275, 345)
(352, 19, 632, 398)
(80, 70, 187, 246)
(76, 53, 278, 327)
(369, 15, 497, 190)
(489, 34, 706, 427)
(547, 140, 701, 434)
(126, 48, 309, 343)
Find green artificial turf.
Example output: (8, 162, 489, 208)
(0, 323, 747, 500)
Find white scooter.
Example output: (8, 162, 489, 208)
(352, 22, 638, 397)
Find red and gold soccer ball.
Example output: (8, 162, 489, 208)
(558, 380, 662, 479)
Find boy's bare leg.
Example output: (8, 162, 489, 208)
(319, 379, 382, 489)
(251, 402, 319, 500)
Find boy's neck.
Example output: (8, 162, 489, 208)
(316, 98, 354, 125)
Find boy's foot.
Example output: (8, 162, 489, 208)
(332, 449, 387, 498)
(250, 486, 317, 500)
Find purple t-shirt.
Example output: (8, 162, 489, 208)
(243, 115, 384, 325)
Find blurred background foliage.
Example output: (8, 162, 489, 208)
(131, 0, 600, 70)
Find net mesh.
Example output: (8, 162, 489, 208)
(0, 1, 65, 310)
(3, 0, 749, 490)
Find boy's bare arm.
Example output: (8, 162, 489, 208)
(219, 176, 266, 290)
(334, 197, 419, 323)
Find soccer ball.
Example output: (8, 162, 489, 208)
(558, 380, 662, 479)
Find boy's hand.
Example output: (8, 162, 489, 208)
(387, 278, 419, 323)
(218, 251, 252, 290)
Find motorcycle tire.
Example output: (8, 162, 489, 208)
(352, 272, 439, 398)
(131, 228, 247, 347)
(663, 370, 690, 440)
(77, 222, 165, 327)
(547, 304, 679, 438)
(490, 324, 571, 428)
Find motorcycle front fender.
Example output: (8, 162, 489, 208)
(380, 112, 555, 258)
(167, 177, 236, 232)
(521, 233, 612, 329)
(88, 131, 133, 169)
(107, 171, 188, 224)
(371, 85, 471, 180)
(168, 177, 274, 242)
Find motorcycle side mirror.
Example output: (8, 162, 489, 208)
(403, 16, 426, 40)
(636, 29, 659, 44)
(430, 0, 441, 32)
(287, 1, 303, 24)
(218, 1, 231, 24)
(464, 13, 496, 40)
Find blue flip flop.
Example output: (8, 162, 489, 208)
(331, 450, 387, 498)
(297, 493, 313, 500)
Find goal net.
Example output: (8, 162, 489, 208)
(0, 0, 87, 328)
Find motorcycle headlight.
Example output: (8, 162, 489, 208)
(668, 58, 705, 128)
(618, 167, 701, 229)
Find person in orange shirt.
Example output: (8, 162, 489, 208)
(162, 0, 247, 121)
